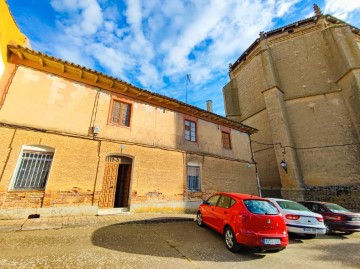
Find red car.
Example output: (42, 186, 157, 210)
(299, 201, 360, 234)
(196, 192, 288, 252)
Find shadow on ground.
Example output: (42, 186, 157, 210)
(307, 239, 360, 267)
(288, 232, 350, 244)
(91, 219, 269, 262)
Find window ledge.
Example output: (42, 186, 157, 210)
(8, 189, 45, 192)
(107, 123, 131, 128)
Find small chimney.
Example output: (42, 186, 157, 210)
(206, 100, 213, 112)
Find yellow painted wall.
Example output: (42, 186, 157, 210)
(0, 0, 28, 76)
(0, 66, 253, 163)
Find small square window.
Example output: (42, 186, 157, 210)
(222, 131, 231, 149)
(110, 100, 131, 126)
(185, 120, 196, 142)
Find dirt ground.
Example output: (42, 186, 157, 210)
(0, 221, 359, 269)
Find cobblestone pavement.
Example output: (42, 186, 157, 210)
(0, 218, 359, 269)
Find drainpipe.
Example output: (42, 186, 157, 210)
(248, 133, 262, 197)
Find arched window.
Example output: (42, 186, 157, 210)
(12, 145, 55, 190)
(187, 162, 201, 191)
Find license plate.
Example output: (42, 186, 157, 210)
(263, 238, 281, 245)
(352, 217, 360, 221)
(304, 228, 316, 232)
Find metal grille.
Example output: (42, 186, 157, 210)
(14, 151, 54, 189)
(187, 166, 200, 191)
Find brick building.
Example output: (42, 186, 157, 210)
(0, 44, 258, 219)
(223, 6, 360, 209)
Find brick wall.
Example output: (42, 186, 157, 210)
(0, 126, 258, 217)
(303, 185, 360, 212)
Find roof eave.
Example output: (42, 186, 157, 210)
(7, 45, 258, 134)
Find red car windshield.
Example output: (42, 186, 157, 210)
(244, 199, 279, 215)
(325, 203, 350, 213)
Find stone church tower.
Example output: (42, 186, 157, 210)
(223, 5, 360, 209)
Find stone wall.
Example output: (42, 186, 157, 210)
(303, 185, 360, 212)
(224, 17, 360, 210)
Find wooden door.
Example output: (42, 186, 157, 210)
(121, 165, 132, 207)
(99, 162, 119, 208)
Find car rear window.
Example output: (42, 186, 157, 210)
(244, 199, 279, 215)
(277, 200, 311, 211)
(325, 203, 350, 213)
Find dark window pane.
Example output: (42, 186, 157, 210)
(187, 165, 200, 191)
(185, 120, 196, 142)
(244, 199, 279, 215)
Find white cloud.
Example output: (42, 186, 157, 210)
(324, 0, 360, 20)
(35, 0, 359, 115)
(275, 0, 302, 17)
(87, 43, 133, 80)
(51, 0, 103, 35)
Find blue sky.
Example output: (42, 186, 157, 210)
(7, 0, 360, 115)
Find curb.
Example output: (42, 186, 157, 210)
(113, 217, 195, 226)
(0, 216, 196, 232)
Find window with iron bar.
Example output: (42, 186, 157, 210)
(14, 150, 54, 189)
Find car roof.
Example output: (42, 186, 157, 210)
(299, 201, 328, 204)
(266, 198, 294, 202)
(213, 192, 263, 200)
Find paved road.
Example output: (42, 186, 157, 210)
(0, 221, 359, 269)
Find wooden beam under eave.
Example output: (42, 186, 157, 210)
(148, 96, 153, 100)
(123, 87, 128, 92)
(109, 81, 114, 88)
(79, 70, 83, 78)
(39, 58, 44, 67)
(17, 51, 24, 60)
(60, 64, 65, 73)
(137, 92, 142, 96)
(94, 75, 98, 83)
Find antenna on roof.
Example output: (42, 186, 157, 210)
(313, 4, 323, 17)
(185, 74, 191, 103)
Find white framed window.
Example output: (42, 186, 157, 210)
(187, 162, 201, 191)
(11, 145, 55, 190)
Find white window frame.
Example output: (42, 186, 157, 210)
(187, 162, 201, 192)
(9, 145, 55, 190)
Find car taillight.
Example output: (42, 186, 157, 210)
(316, 217, 324, 222)
(335, 215, 346, 221)
(285, 214, 300, 220)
